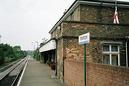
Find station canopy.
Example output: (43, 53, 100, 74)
(39, 39, 56, 52)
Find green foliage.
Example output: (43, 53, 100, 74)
(33, 49, 40, 60)
(26, 50, 34, 57)
(0, 44, 27, 65)
(0, 44, 15, 65)
(0, 47, 4, 65)
(13, 46, 27, 60)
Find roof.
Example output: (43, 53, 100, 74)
(81, 0, 129, 4)
(49, 0, 129, 34)
(39, 39, 56, 52)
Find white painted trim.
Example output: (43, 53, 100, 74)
(101, 41, 122, 44)
(109, 45, 112, 65)
(118, 54, 120, 66)
(117, 46, 120, 66)
(39, 40, 56, 52)
(102, 44, 120, 66)
(110, 54, 112, 65)
(79, 1, 129, 7)
(16, 59, 28, 86)
(126, 41, 128, 67)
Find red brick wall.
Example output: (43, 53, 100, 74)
(64, 60, 84, 86)
(87, 63, 129, 86)
(64, 60, 129, 86)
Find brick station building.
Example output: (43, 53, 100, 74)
(39, 0, 129, 86)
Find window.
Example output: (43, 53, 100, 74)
(112, 54, 118, 66)
(103, 45, 109, 52)
(102, 44, 120, 66)
(111, 45, 118, 52)
(103, 54, 110, 64)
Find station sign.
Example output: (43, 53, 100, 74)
(79, 32, 90, 45)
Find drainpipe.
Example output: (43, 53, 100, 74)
(125, 36, 129, 67)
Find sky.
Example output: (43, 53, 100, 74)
(0, 0, 75, 50)
(0, 0, 128, 50)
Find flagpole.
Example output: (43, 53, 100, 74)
(115, 0, 117, 10)
(113, 0, 119, 24)
(115, 0, 117, 5)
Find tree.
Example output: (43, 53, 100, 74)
(13, 46, 27, 59)
(0, 44, 15, 65)
(0, 44, 27, 65)
(0, 45, 4, 65)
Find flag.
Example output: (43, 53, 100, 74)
(113, 6, 119, 24)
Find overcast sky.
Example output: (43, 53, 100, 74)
(0, 0, 75, 50)
(0, 0, 128, 50)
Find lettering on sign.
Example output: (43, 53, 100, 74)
(79, 32, 90, 45)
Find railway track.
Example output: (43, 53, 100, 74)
(0, 57, 28, 86)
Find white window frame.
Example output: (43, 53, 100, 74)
(102, 44, 120, 66)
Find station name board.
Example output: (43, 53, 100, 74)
(79, 32, 90, 45)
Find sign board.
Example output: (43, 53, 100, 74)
(79, 32, 90, 45)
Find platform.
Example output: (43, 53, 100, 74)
(19, 59, 63, 86)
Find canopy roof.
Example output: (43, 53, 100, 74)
(39, 39, 56, 52)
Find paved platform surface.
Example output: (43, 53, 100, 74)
(20, 59, 63, 86)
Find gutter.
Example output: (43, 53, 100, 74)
(49, 0, 129, 34)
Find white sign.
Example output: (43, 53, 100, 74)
(79, 32, 90, 45)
